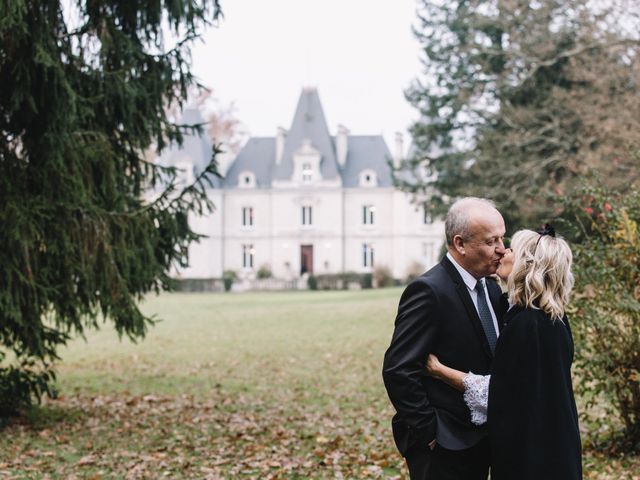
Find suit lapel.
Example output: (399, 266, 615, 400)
(441, 257, 494, 359)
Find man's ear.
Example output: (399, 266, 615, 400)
(453, 235, 466, 255)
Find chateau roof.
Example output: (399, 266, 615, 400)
(340, 135, 393, 188)
(272, 87, 340, 182)
(157, 107, 222, 188)
(225, 136, 276, 188)
(160, 88, 394, 190)
(226, 87, 393, 188)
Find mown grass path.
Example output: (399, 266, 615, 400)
(1, 289, 638, 479)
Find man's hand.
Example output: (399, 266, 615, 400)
(428, 439, 437, 450)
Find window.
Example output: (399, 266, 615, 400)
(302, 205, 313, 226)
(423, 206, 433, 225)
(238, 171, 256, 188)
(242, 244, 255, 269)
(302, 162, 313, 183)
(363, 243, 375, 268)
(363, 205, 375, 225)
(242, 207, 254, 227)
(359, 170, 377, 187)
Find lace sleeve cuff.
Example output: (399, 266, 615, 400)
(462, 373, 490, 426)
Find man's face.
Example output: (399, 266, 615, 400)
(457, 208, 506, 279)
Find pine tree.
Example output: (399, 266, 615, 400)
(0, 0, 222, 415)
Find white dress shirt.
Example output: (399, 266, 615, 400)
(446, 252, 501, 338)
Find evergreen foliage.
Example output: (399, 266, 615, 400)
(401, 0, 640, 228)
(0, 0, 222, 415)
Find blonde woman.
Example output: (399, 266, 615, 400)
(426, 226, 582, 480)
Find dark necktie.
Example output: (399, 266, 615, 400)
(475, 279, 497, 354)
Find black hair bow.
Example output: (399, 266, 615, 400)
(534, 223, 555, 252)
(538, 223, 555, 238)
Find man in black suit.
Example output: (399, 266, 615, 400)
(382, 197, 508, 480)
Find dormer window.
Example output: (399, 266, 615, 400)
(359, 169, 377, 187)
(302, 163, 313, 183)
(293, 139, 321, 185)
(239, 171, 256, 188)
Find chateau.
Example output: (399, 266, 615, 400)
(159, 88, 444, 283)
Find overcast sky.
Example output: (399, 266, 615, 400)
(190, 0, 423, 149)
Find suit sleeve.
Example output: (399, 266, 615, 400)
(382, 279, 440, 451)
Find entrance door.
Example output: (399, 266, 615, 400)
(300, 245, 314, 275)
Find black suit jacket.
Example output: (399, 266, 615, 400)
(382, 256, 508, 455)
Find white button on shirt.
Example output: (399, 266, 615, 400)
(446, 253, 500, 338)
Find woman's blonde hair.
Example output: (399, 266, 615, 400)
(507, 229, 574, 321)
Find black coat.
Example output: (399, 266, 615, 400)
(382, 256, 508, 455)
(488, 306, 582, 480)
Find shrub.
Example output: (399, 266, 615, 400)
(340, 272, 362, 289)
(361, 273, 373, 289)
(311, 272, 374, 290)
(223, 270, 237, 292)
(564, 184, 640, 451)
(373, 265, 394, 288)
(307, 275, 318, 290)
(405, 261, 425, 284)
(314, 274, 341, 290)
(257, 264, 272, 279)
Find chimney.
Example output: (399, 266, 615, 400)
(216, 145, 233, 177)
(336, 124, 349, 167)
(276, 127, 287, 164)
(394, 132, 404, 168)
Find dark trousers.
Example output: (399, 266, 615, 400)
(405, 438, 490, 480)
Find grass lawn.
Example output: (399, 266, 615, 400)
(0, 289, 638, 479)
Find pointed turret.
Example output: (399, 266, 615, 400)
(272, 87, 340, 182)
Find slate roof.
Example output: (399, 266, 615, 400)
(157, 108, 222, 188)
(161, 88, 394, 190)
(272, 87, 340, 182)
(340, 135, 393, 188)
(225, 87, 393, 189)
(225, 137, 276, 188)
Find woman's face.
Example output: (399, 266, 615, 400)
(496, 248, 514, 282)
